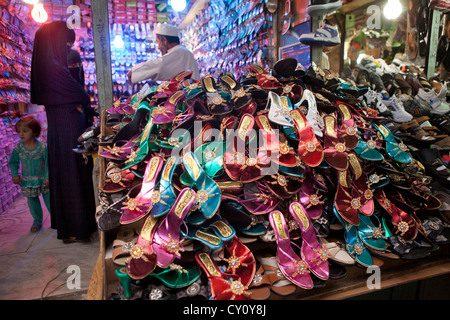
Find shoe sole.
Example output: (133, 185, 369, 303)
(307, 1, 342, 16)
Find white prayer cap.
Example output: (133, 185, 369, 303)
(155, 23, 180, 37)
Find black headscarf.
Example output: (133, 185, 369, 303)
(30, 21, 90, 106)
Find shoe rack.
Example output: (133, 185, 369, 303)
(182, 0, 273, 79)
(0, 3, 39, 214)
(0, 113, 22, 214)
(0, 4, 35, 111)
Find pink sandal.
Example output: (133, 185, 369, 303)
(152, 188, 197, 268)
(269, 210, 313, 289)
(151, 90, 185, 124)
(289, 202, 329, 280)
(120, 156, 164, 224)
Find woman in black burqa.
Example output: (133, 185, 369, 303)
(30, 21, 97, 243)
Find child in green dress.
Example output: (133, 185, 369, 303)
(9, 116, 50, 232)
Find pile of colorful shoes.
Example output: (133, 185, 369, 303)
(97, 59, 450, 300)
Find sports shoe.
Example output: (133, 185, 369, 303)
(398, 94, 431, 117)
(381, 73, 401, 96)
(362, 88, 392, 117)
(416, 87, 450, 115)
(307, 0, 342, 16)
(381, 94, 413, 123)
(299, 22, 340, 46)
(430, 0, 450, 12)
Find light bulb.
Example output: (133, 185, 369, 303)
(384, 0, 402, 20)
(31, 3, 48, 23)
(170, 0, 186, 12)
(23, 0, 38, 4)
(112, 35, 124, 49)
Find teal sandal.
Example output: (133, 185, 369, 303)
(334, 207, 373, 267)
(149, 265, 201, 288)
(373, 123, 412, 163)
(182, 151, 221, 219)
(357, 214, 387, 251)
(150, 155, 179, 217)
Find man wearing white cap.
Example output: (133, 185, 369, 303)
(127, 23, 200, 83)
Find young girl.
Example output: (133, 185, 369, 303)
(9, 116, 50, 233)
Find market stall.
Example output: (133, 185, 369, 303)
(1, 0, 449, 301)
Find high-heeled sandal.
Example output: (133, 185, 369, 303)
(223, 114, 254, 181)
(182, 151, 221, 219)
(290, 109, 324, 167)
(294, 89, 324, 138)
(219, 200, 268, 236)
(121, 117, 155, 171)
(202, 75, 233, 115)
(248, 64, 280, 89)
(348, 152, 374, 216)
(335, 101, 360, 149)
(255, 113, 297, 167)
(151, 90, 185, 124)
(263, 172, 303, 199)
(181, 78, 204, 99)
(334, 170, 361, 226)
(219, 74, 253, 110)
(152, 188, 197, 268)
(357, 214, 387, 251)
(112, 101, 152, 144)
(198, 213, 236, 242)
(194, 141, 225, 178)
(149, 155, 179, 217)
(195, 252, 251, 300)
(298, 176, 324, 219)
(149, 264, 201, 288)
(120, 156, 164, 224)
(103, 162, 135, 193)
(353, 128, 384, 161)
(333, 207, 373, 267)
(266, 91, 294, 127)
(180, 222, 224, 249)
(221, 236, 256, 287)
(373, 122, 412, 163)
(323, 114, 349, 170)
(289, 202, 329, 280)
(268, 210, 313, 289)
(126, 215, 159, 279)
(153, 70, 192, 98)
(99, 134, 140, 161)
(278, 81, 303, 105)
(374, 189, 418, 241)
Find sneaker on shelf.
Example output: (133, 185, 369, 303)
(362, 88, 392, 117)
(430, 0, 450, 12)
(299, 22, 340, 46)
(416, 87, 450, 115)
(398, 94, 432, 117)
(358, 55, 380, 72)
(381, 93, 413, 123)
(307, 0, 342, 16)
(381, 73, 401, 96)
(374, 58, 399, 75)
